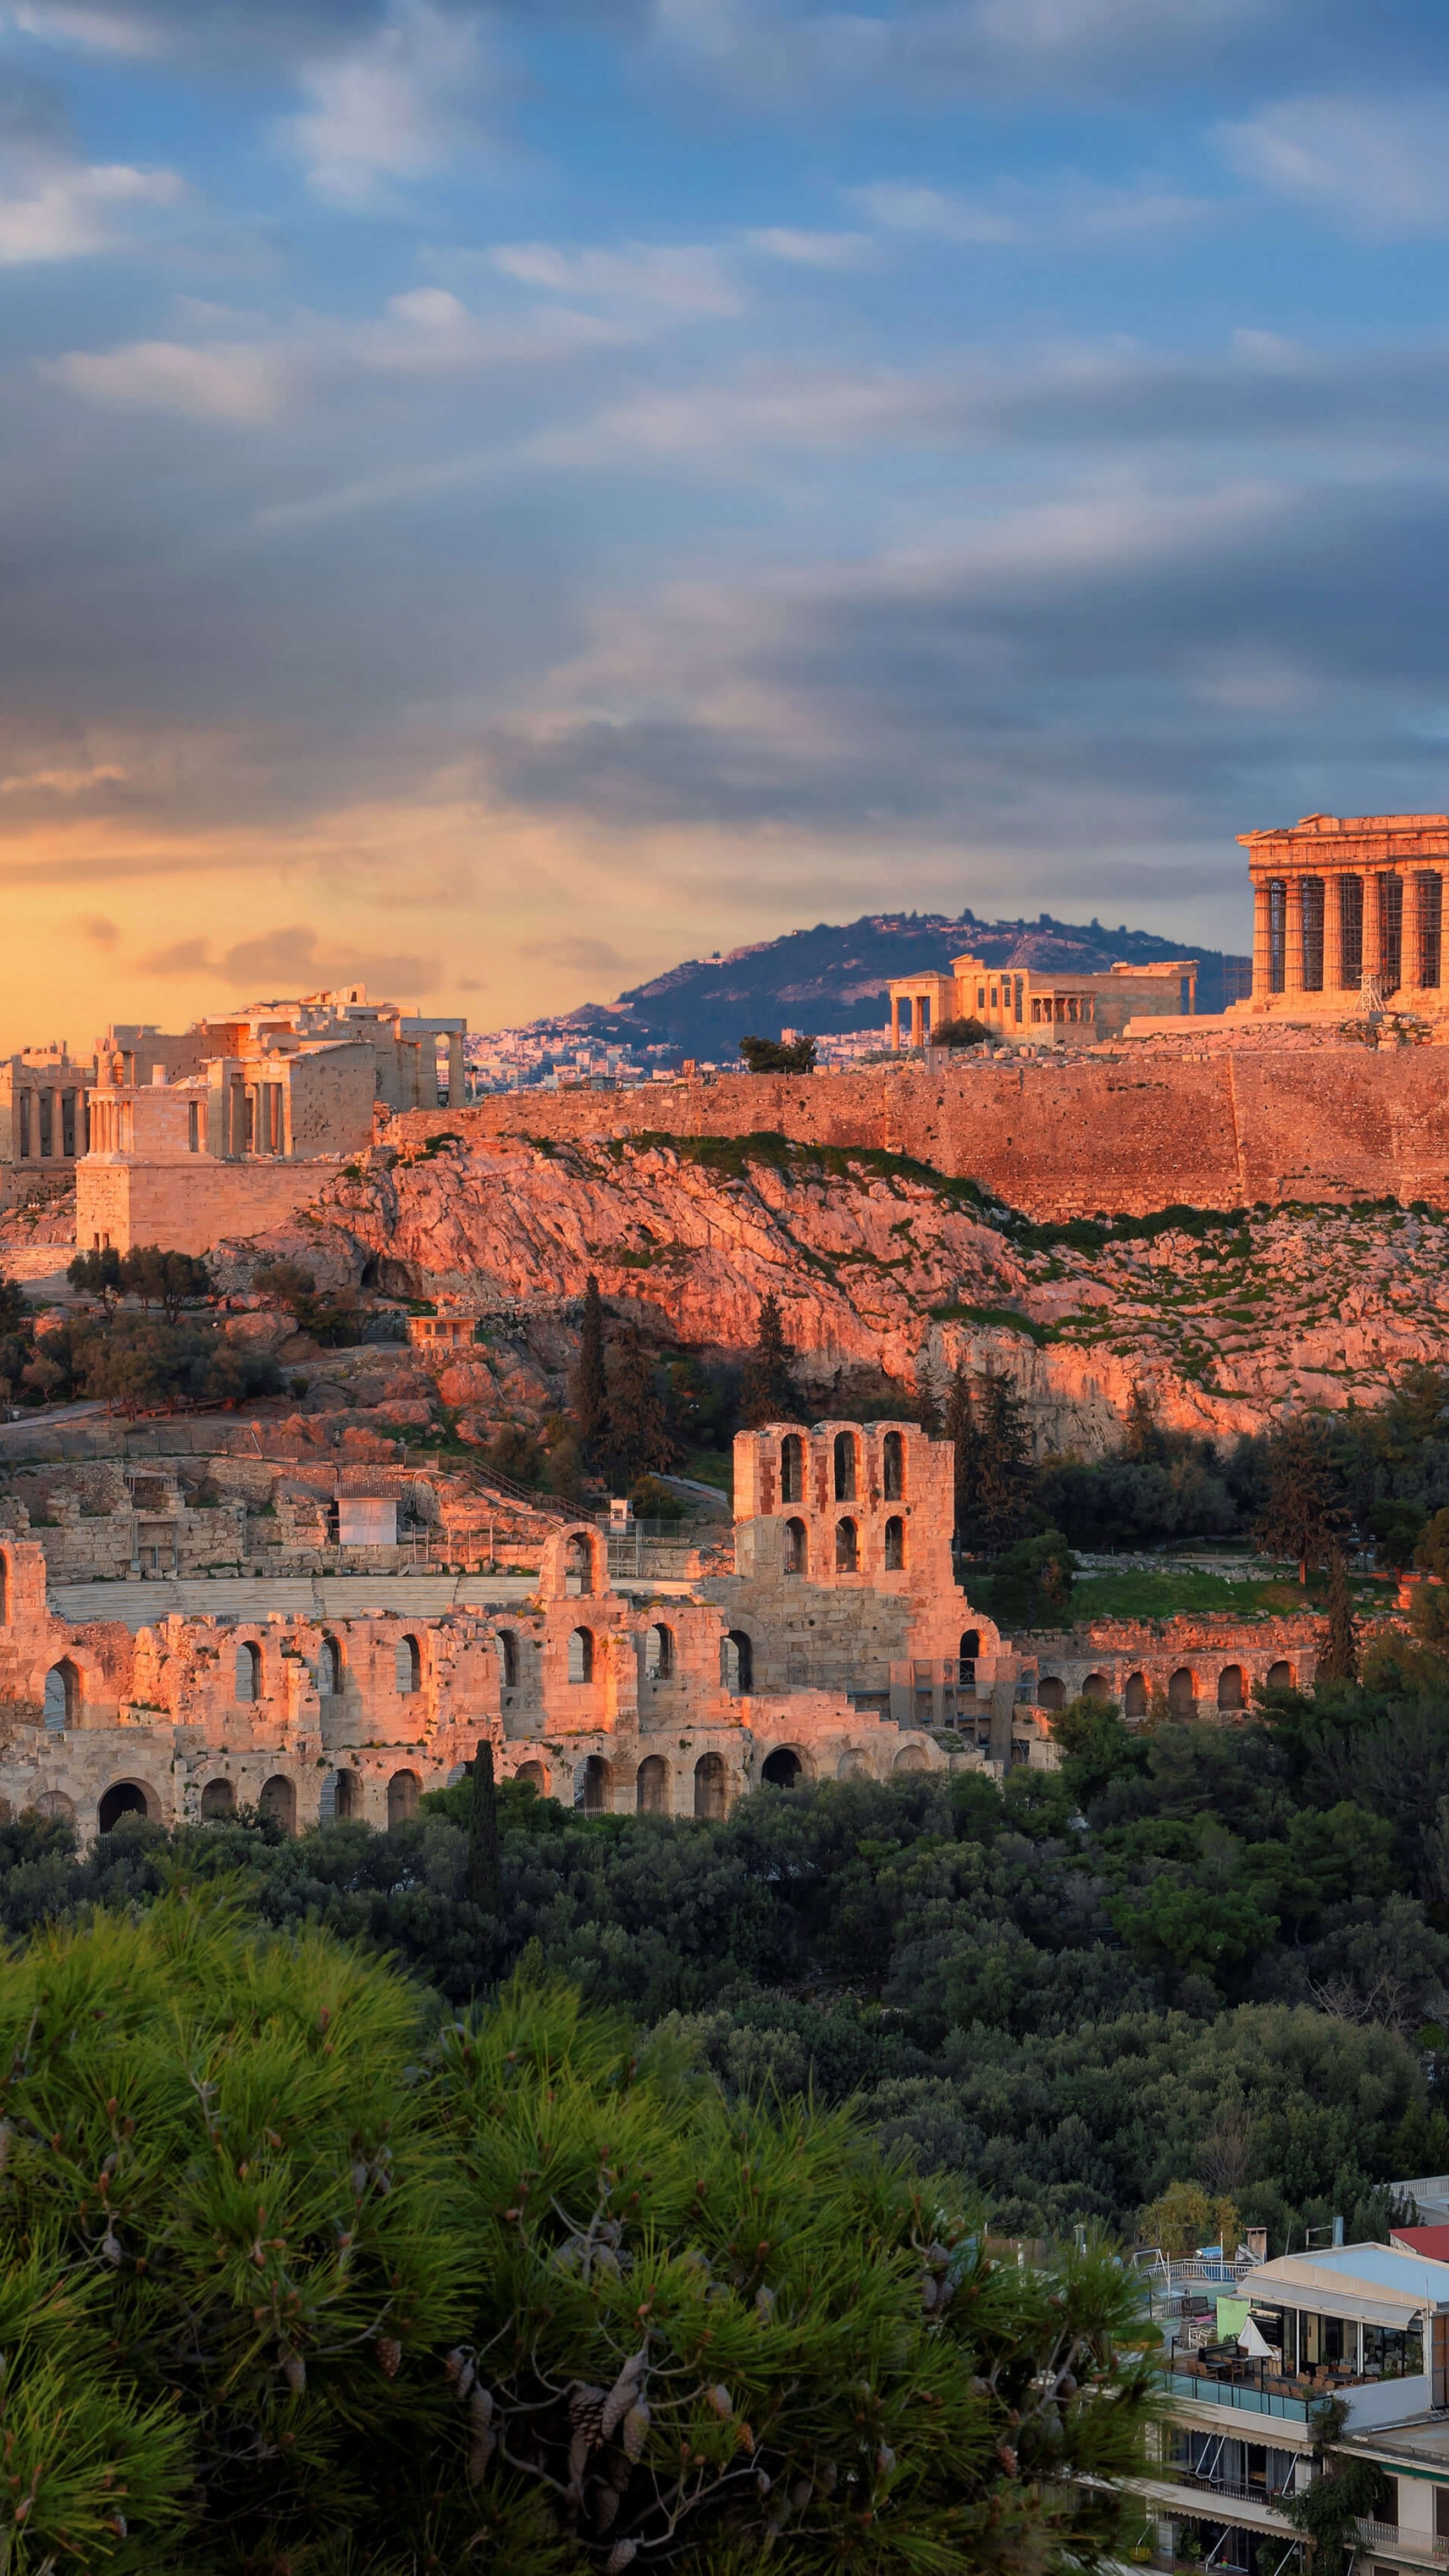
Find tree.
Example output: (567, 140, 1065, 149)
(984, 1527, 1078, 1628)
(1285, 2399, 1391, 2575)
(1138, 2180, 1241, 2257)
(66, 1245, 123, 1311)
(739, 1032, 817, 1073)
(930, 1016, 990, 1049)
(248, 1256, 315, 1314)
(1254, 1415, 1350, 1585)
(1317, 1547, 1360, 1684)
(1123, 1384, 1169, 1464)
(602, 1330, 679, 1489)
(468, 1735, 501, 1911)
(569, 1272, 608, 1460)
(945, 1356, 975, 1544)
(956, 1366, 1036, 1553)
(119, 1245, 212, 1322)
(1415, 1507, 1449, 1579)
(740, 1291, 796, 1427)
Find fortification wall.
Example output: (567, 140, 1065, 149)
(76, 1158, 340, 1254)
(394, 1047, 1449, 1218)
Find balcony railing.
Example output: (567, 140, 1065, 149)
(1357, 2524, 1449, 2561)
(1167, 2472, 1295, 2509)
(1165, 2371, 1311, 2422)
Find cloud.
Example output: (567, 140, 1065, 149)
(0, 760, 129, 798)
(42, 337, 288, 421)
(518, 932, 627, 974)
(280, 0, 492, 209)
(0, 159, 181, 262)
(491, 239, 743, 317)
(1220, 91, 1449, 235)
(744, 226, 877, 268)
(138, 922, 441, 991)
(349, 284, 625, 373)
(851, 182, 1024, 244)
(75, 913, 120, 946)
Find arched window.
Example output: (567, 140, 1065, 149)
(761, 1747, 801, 1788)
(201, 1778, 235, 1820)
(579, 1754, 612, 1814)
(235, 1641, 260, 1703)
(1124, 1671, 1148, 1718)
(318, 1636, 341, 1697)
(894, 1743, 928, 1772)
(1082, 1671, 1110, 1701)
(568, 1627, 595, 1684)
(780, 1433, 804, 1504)
(694, 1752, 727, 1820)
(260, 1774, 297, 1835)
(838, 1748, 871, 1778)
(515, 1760, 547, 1796)
(1036, 1676, 1065, 1711)
(833, 1431, 857, 1501)
(496, 1629, 519, 1688)
(564, 1532, 594, 1597)
(1168, 1666, 1196, 1715)
(1267, 1660, 1293, 1692)
(883, 1515, 904, 1570)
(388, 1769, 421, 1827)
(33, 1790, 74, 1825)
(333, 1768, 362, 1821)
(721, 1630, 753, 1694)
(835, 1516, 859, 1574)
(42, 1660, 77, 1731)
(637, 1754, 670, 1814)
(882, 1430, 904, 1501)
(1218, 1665, 1245, 1712)
(395, 1635, 421, 1695)
(783, 1517, 806, 1575)
(958, 1629, 981, 1686)
(644, 1623, 674, 1680)
(98, 1781, 151, 1832)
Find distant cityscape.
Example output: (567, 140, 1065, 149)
(462, 1020, 888, 1093)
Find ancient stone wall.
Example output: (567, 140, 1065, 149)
(396, 1045, 1449, 1218)
(76, 1157, 336, 1255)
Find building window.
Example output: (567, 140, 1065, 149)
(235, 1641, 260, 1702)
(1379, 873, 1403, 994)
(1338, 874, 1363, 988)
(395, 1634, 421, 1694)
(783, 1516, 806, 1574)
(1014, 975, 1024, 1022)
(38, 1093, 52, 1158)
(780, 1432, 803, 1503)
(835, 1516, 859, 1573)
(61, 1092, 76, 1157)
(1301, 876, 1324, 991)
(882, 1429, 904, 1500)
(833, 1430, 858, 1501)
(318, 1636, 341, 1696)
(644, 1621, 674, 1680)
(1268, 878, 1286, 993)
(884, 1515, 904, 1570)
(721, 1629, 753, 1693)
(959, 1629, 980, 1686)
(189, 1102, 200, 1153)
(568, 1627, 594, 1683)
(1418, 871, 1443, 990)
(496, 1629, 519, 1688)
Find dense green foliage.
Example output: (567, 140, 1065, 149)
(0, 1895, 1161, 2575)
(737, 1033, 818, 1073)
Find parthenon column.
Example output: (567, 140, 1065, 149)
(1283, 876, 1304, 996)
(1324, 872, 1346, 993)
(1252, 879, 1273, 1002)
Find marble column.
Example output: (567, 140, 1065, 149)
(1283, 876, 1304, 996)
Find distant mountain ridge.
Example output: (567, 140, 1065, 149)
(553, 910, 1251, 1059)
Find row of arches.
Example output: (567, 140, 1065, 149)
(779, 1428, 908, 1505)
(566, 1626, 755, 1692)
(1034, 1662, 1295, 1715)
(782, 1515, 906, 1575)
(312, 1636, 422, 1699)
(513, 1737, 933, 1819)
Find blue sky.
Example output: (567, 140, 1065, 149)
(4, 0, 1449, 1034)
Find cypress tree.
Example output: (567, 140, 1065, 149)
(468, 1736, 500, 1912)
(944, 1356, 976, 1546)
(954, 1366, 1035, 1553)
(1317, 1547, 1359, 1684)
(741, 1293, 796, 1427)
(570, 1273, 608, 1461)
(602, 1331, 678, 1489)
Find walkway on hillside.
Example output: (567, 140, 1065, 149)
(47, 1566, 702, 1630)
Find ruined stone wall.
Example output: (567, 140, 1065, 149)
(402, 1046, 1449, 1218)
(76, 1157, 343, 1254)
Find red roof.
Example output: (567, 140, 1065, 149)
(1390, 2226, 1449, 2259)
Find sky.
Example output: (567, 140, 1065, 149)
(5, 0, 1449, 1042)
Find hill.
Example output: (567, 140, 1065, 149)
(559, 909, 1250, 1059)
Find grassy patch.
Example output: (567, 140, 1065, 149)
(1073, 1569, 1309, 1621)
(930, 1301, 1059, 1345)
(684, 1448, 733, 1495)
(612, 1130, 998, 1212)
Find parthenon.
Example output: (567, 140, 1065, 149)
(1238, 811, 1449, 1012)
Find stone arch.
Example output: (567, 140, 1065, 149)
(515, 1759, 547, 1796)
(564, 1530, 596, 1597)
(568, 1627, 595, 1684)
(1267, 1660, 1294, 1690)
(833, 1430, 859, 1501)
(332, 1767, 362, 1821)
(637, 1754, 670, 1813)
(720, 1629, 753, 1694)
(1218, 1664, 1246, 1712)
(644, 1622, 675, 1681)
(959, 1629, 981, 1684)
(1124, 1671, 1148, 1718)
(33, 1789, 75, 1825)
(1036, 1675, 1065, 1712)
(761, 1746, 802, 1788)
(835, 1515, 859, 1574)
(200, 1777, 235, 1820)
(578, 1754, 612, 1815)
(780, 1432, 804, 1505)
(882, 1428, 904, 1501)
(894, 1743, 929, 1772)
(318, 1635, 342, 1696)
(837, 1748, 872, 1778)
(884, 1514, 905, 1571)
(1081, 1671, 1111, 1700)
(388, 1768, 421, 1828)
(395, 1635, 421, 1695)
(43, 1659, 78, 1731)
(694, 1751, 727, 1820)
(260, 1774, 297, 1835)
(98, 1779, 159, 1832)
(496, 1629, 519, 1688)
(1168, 1666, 1197, 1715)
(235, 1640, 260, 1703)
(783, 1516, 807, 1575)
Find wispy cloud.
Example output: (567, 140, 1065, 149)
(0, 158, 180, 261)
(1220, 91, 1449, 235)
(280, 0, 492, 210)
(744, 226, 878, 269)
(851, 182, 1024, 244)
(138, 920, 440, 992)
(491, 239, 743, 317)
(42, 337, 288, 421)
